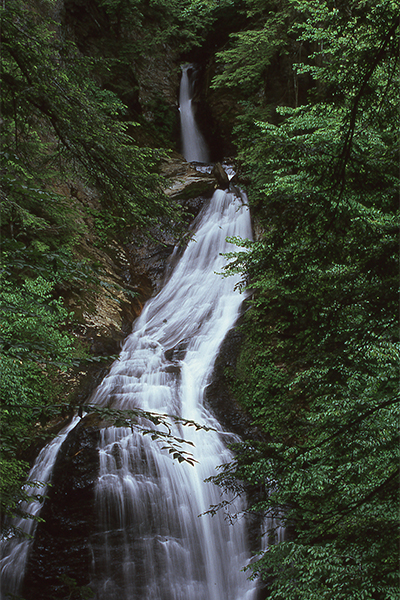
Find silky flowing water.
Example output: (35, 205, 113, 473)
(179, 64, 209, 163)
(1, 63, 259, 600)
(88, 63, 258, 600)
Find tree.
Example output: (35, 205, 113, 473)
(1, 1, 176, 238)
(213, 0, 399, 597)
(211, 0, 289, 97)
(0, 0, 180, 526)
(0, 271, 78, 523)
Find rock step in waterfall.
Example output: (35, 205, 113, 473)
(0, 63, 260, 600)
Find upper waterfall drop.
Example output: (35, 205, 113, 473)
(179, 64, 209, 163)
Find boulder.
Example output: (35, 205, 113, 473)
(162, 156, 215, 201)
(212, 162, 230, 189)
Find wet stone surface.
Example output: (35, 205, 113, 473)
(205, 321, 263, 442)
(22, 423, 100, 600)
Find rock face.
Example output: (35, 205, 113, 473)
(135, 44, 181, 147)
(162, 154, 216, 201)
(204, 317, 264, 443)
(205, 321, 268, 585)
(47, 179, 155, 416)
(61, 0, 181, 150)
(22, 421, 100, 600)
(212, 162, 230, 189)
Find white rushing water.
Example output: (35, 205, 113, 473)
(88, 64, 258, 599)
(0, 417, 81, 598)
(179, 64, 209, 163)
(89, 188, 256, 600)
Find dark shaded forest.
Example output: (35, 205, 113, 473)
(1, 0, 399, 598)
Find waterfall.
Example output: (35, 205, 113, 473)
(89, 184, 257, 600)
(1, 64, 259, 600)
(179, 64, 209, 163)
(88, 65, 258, 598)
(0, 417, 81, 598)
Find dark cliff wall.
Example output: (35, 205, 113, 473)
(23, 422, 100, 600)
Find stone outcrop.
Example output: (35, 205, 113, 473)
(161, 153, 216, 201)
(212, 162, 230, 189)
(22, 421, 100, 600)
(134, 43, 181, 143)
(46, 180, 155, 417)
(204, 317, 264, 443)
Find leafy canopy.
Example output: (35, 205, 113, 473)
(213, 0, 399, 598)
(0, 0, 180, 526)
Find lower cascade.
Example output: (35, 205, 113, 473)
(0, 187, 259, 600)
(89, 187, 257, 600)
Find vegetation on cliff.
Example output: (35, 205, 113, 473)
(1, 0, 398, 597)
(213, 0, 399, 597)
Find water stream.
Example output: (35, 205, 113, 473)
(1, 63, 259, 600)
(89, 193, 256, 599)
(179, 64, 209, 163)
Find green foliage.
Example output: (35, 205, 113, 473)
(1, 1, 175, 238)
(250, 541, 400, 600)
(212, 6, 288, 96)
(83, 404, 215, 466)
(81, 0, 242, 58)
(0, 265, 81, 520)
(215, 0, 399, 597)
(171, 0, 241, 52)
